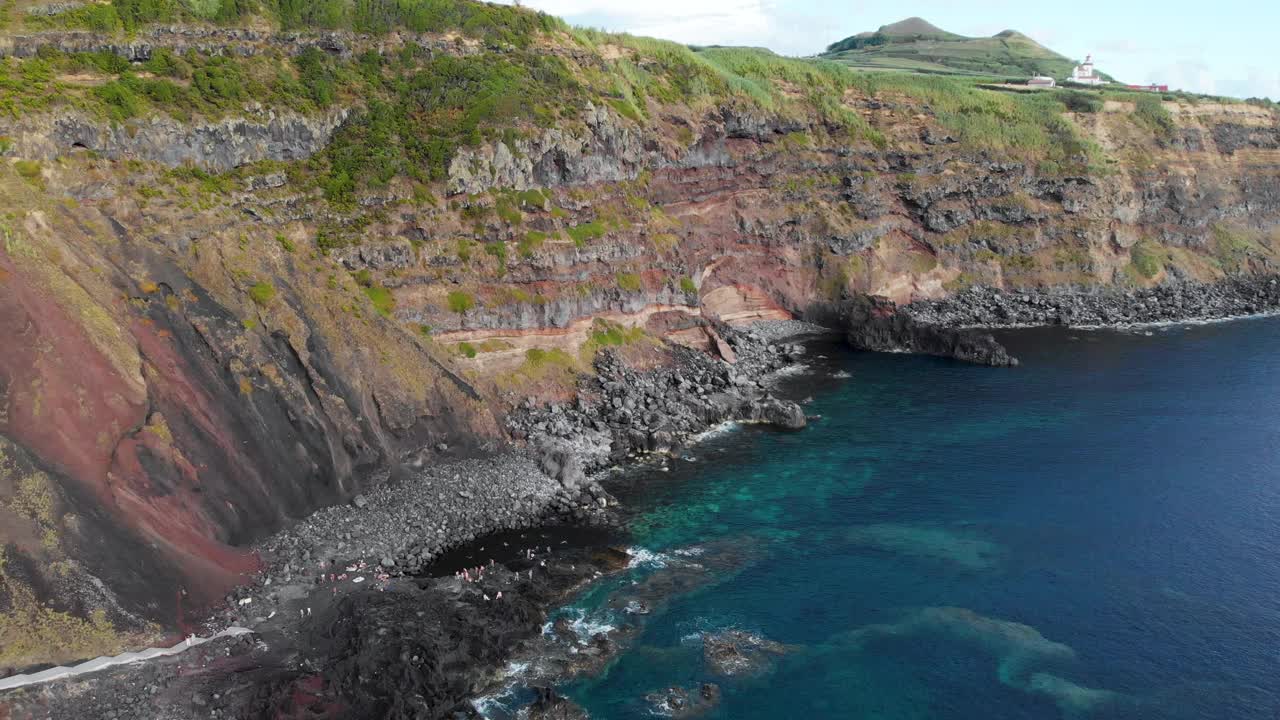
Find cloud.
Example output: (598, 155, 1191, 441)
(497, 1, 1276, 98)
(1150, 59, 1217, 95)
(1240, 68, 1280, 101)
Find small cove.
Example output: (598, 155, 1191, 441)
(491, 318, 1280, 719)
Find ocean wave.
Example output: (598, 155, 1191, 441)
(680, 631, 705, 646)
(690, 421, 741, 442)
(544, 607, 618, 643)
(471, 659, 541, 719)
(768, 362, 811, 377)
(647, 698, 676, 717)
(626, 546, 671, 568)
(570, 614, 617, 640)
(471, 690, 515, 719)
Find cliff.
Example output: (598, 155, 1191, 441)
(1, 1, 1279, 672)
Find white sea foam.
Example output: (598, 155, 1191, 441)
(769, 362, 811, 378)
(690, 421, 740, 442)
(502, 660, 530, 678)
(471, 691, 515, 719)
(568, 611, 617, 640)
(547, 608, 618, 643)
(647, 698, 675, 717)
(626, 546, 671, 568)
(471, 663, 535, 719)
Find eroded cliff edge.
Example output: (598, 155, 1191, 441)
(1, 3, 1278, 672)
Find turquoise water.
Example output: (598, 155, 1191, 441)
(557, 320, 1280, 719)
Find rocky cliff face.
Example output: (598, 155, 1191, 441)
(9, 107, 350, 170)
(1, 21, 1278, 673)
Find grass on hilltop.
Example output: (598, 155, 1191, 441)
(821, 19, 1083, 80)
(845, 73, 1099, 171)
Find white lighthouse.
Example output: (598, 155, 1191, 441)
(1070, 55, 1108, 86)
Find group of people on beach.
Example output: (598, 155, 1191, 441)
(450, 543, 565, 600)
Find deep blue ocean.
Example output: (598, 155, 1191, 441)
(528, 319, 1280, 719)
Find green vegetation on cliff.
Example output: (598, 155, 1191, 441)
(315, 48, 580, 204)
(2, 1, 1136, 205)
(28, 0, 565, 46)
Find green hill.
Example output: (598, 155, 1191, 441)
(821, 17, 1078, 79)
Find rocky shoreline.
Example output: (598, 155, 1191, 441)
(6, 287, 1279, 718)
(838, 276, 1280, 368)
(0, 324, 813, 720)
(507, 324, 814, 478)
(844, 295, 1019, 367)
(906, 276, 1280, 329)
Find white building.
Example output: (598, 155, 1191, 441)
(1028, 76, 1056, 88)
(1070, 55, 1109, 86)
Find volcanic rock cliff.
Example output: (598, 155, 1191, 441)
(1, 2, 1278, 673)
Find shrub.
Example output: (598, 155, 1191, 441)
(518, 230, 547, 258)
(447, 290, 475, 314)
(456, 238, 475, 263)
(248, 281, 276, 306)
(616, 272, 642, 292)
(680, 277, 698, 294)
(495, 198, 522, 225)
(1211, 225, 1256, 271)
(591, 326, 625, 347)
(1130, 241, 1165, 278)
(276, 234, 296, 253)
(316, 229, 345, 253)
(484, 241, 508, 275)
(167, 165, 234, 194)
(608, 97, 644, 123)
(1058, 90, 1103, 114)
(314, 51, 581, 202)
(515, 189, 546, 208)
(567, 220, 607, 247)
(294, 47, 337, 108)
(143, 48, 188, 79)
(456, 342, 477, 359)
(524, 347, 573, 368)
(1134, 95, 1175, 138)
(363, 285, 394, 317)
(14, 159, 41, 180)
(352, 268, 373, 287)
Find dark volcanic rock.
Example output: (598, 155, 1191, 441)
(748, 396, 809, 430)
(644, 683, 722, 719)
(1212, 123, 1280, 155)
(846, 296, 1018, 367)
(244, 558, 604, 720)
(508, 326, 812, 474)
(906, 277, 1280, 328)
(528, 688, 592, 720)
(702, 630, 790, 678)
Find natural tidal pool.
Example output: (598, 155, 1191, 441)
(498, 318, 1280, 719)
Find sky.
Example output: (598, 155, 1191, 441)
(495, 0, 1278, 100)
